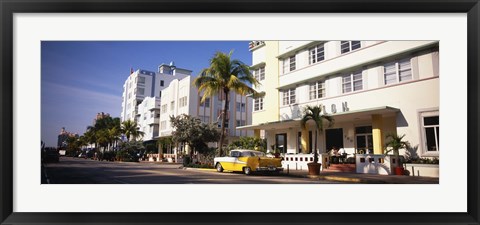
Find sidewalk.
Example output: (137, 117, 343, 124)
(141, 161, 439, 184)
(283, 169, 439, 184)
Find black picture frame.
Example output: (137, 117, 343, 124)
(1, 0, 479, 225)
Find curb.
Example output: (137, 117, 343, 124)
(284, 172, 387, 184)
(181, 166, 387, 183)
(181, 167, 217, 172)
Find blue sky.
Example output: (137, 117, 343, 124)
(41, 41, 252, 147)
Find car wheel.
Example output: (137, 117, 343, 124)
(216, 163, 223, 172)
(244, 167, 252, 175)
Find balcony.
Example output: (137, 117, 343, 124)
(248, 41, 265, 51)
(148, 118, 160, 125)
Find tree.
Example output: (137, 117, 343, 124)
(227, 137, 267, 152)
(96, 129, 110, 152)
(86, 116, 122, 152)
(121, 120, 144, 142)
(116, 140, 144, 162)
(170, 114, 220, 159)
(194, 50, 259, 156)
(85, 127, 97, 150)
(300, 105, 334, 164)
(158, 137, 174, 155)
(385, 133, 409, 159)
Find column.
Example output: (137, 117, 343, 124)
(158, 140, 163, 161)
(372, 114, 384, 154)
(254, 129, 260, 138)
(301, 127, 309, 154)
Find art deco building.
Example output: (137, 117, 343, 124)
(240, 41, 439, 164)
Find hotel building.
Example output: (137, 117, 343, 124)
(121, 62, 252, 159)
(121, 62, 191, 123)
(240, 41, 439, 166)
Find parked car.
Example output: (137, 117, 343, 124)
(214, 150, 283, 175)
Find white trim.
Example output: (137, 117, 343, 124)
(417, 108, 440, 157)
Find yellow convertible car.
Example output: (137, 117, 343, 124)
(214, 150, 283, 175)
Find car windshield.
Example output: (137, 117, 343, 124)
(240, 151, 265, 157)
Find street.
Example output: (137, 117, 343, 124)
(42, 157, 342, 184)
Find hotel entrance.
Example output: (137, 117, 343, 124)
(355, 126, 373, 154)
(326, 128, 343, 151)
(275, 133, 287, 154)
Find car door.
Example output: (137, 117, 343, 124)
(221, 151, 238, 171)
(233, 151, 250, 172)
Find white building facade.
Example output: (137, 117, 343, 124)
(240, 41, 439, 171)
(121, 63, 191, 124)
(158, 75, 253, 154)
(121, 62, 253, 161)
(136, 96, 161, 141)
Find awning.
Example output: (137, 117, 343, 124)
(236, 106, 399, 131)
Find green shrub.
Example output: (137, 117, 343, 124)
(406, 157, 439, 164)
(183, 156, 191, 166)
(116, 150, 139, 162)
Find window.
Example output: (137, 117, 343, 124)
(421, 114, 439, 152)
(236, 102, 246, 112)
(253, 66, 265, 81)
(179, 96, 188, 107)
(309, 44, 325, 64)
(342, 71, 363, 93)
(218, 119, 229, 128)
(137, 87, 145, 95)
(340, 41, 361, 54)
(282, 88, 296, 105)
(138, 76, 146, 84)
(161, 104, 167, 114)
(282, 55, 296, 74)
(160, 80, 164, 86)
(309, 81, 325, 100)
(170, 101, 175, 110)
(160, 121, 167, 130)
(289, 55, 296, 72)
(199, 97, 210, 108)
(254, 97, 264, 111)
(236, 120, 246, 127)
(384, 58, 413, 85)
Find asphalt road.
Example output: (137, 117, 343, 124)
(43, 157, 341, 184)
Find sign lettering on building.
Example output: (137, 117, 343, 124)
(342, 102, 349, 112)
(331, 104, 337, 114)
(328, 102, 349, 114)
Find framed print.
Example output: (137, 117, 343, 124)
(1, 0, 479, 224)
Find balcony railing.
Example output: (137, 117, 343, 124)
(249, 41, 265, 50)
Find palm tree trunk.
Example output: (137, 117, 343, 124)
(314, 130, 318, 163)
(218, 90, 229, 157)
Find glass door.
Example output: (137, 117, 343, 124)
(275, 133, 287, 154)
(355, 126, 373, 154)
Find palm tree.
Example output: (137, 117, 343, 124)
(385, 133, 409, 160)
(300, 105, 334, 165)
(96, 129, 110, 153)
(194, 50, 259, 156)
(108, 126, 121, 151)
(121, 120, 144, 142)
(84, 128, 97, 151)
